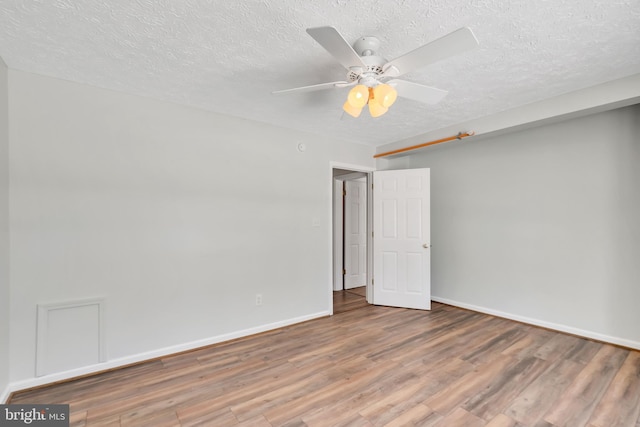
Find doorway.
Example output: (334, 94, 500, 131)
(331, 165, 373, 314)
(329, 164, 432, 314)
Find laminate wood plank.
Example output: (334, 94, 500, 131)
(286, 329, 385, 368)
(397, 315, 501, 368)
(79, 355, 256, 415)
(543, 344, 629, 427)
(69, 410, 87, 427)
(303, 355, 443, 426)
(348, 286, 367, 297)
(531, 420, 555, 427)
(385, 313, 500, 367)
(235, 415, 273, 427)
(422, 355, 477, 386)
(435, 407, 484, 427)
(147, 362, 273, 421)
(84, 414, 122, 427)
(212, 331, 330, 365)
(193, 353, 241, 369)
(357, 379, 442, 426)
(302, 412, 368, 427)
(119, 405, 181, 426)
(460, 325, 528, 365)
(366, 324, 449, 362)
(333, 289, 369, 314)
(302, 404, 377, 427)
(381, 403, 440, 427)
(463, 356, 549, 421)
(335, 304, 388, 324)
(83, 361, 239, 421)
(563, 339, 602, 365)
(229, 355, 371, 421)
(534, 333, 583, 362)
(367, 311, 485, 362)
(263, 360, 402, 426)
(178, 407, 238, 427)
(322, 414, 374, 427)
(505, 358, 584, 425)
(587, 350, 640, 427)
(120, 409, 180, 427)
(501, 328, 556, 360)
(200, 321, 350, 366)
(176, 358, 333, 424)
(9, 361, 166, 406)
(485, 413, 518, 427)
(424, 354, 515, 415)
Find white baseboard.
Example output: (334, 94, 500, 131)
(5, 311, 330, 399)
(432, 296, 640, 350)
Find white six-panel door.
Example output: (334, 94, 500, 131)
(373, 169, 431, 310)
(344, 178, 367, 289)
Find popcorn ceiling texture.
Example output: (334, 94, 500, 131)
(0, 0, 639, 146)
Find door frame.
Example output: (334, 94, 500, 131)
(329, 162, 375, 315)
(334, 174, 367, 291)
(344, 177, 367, 290)
(333, 179, 345, 292)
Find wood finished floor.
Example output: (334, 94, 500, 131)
(10, 299, 640, 427)
(333, 287, 368, 314)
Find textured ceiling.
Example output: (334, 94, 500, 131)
(1, 0, 639, 146)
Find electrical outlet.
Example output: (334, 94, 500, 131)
(255, 294, 262, 306)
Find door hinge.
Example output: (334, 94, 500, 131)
(372, 278, 374, 285)
(372, 231, 374, 238)
(343, 189, 346, 196)
(343, 269, 346, 275)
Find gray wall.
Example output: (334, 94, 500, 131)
(388, 104, 640, 346)
(8, 70, 374, 384)
(0, 57, 9, 399)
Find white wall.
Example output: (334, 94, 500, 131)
(8, 70, 374, 385)
(0, 56, 10, 400)
(385, 105, 640, 347)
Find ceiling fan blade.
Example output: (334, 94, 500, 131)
(388, 79, 448, 104)
(272, 81, 350, 95)
(383, 27, 479, 77)
(306, 26, 367, 69)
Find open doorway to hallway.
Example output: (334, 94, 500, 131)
(332, 168, 371, 314)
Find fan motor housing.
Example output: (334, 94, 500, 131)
(346, 55, 386, 82)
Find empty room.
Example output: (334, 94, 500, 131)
(1, 1, 639, 426)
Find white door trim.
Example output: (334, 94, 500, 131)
(329, 162, 375, 314)
(333, 179, 344, 291)
(345, 178, 367, 289)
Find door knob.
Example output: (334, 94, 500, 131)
(423, 244, 429, 249)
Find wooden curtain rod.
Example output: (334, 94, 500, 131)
(373, 131, 475, 158)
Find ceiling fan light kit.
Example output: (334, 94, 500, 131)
(343, 100, 363, 118)
(347, 84, 369, 108)
(273, 26, 479, 119)
(374, 84, 398, 108)
(368, 98, 388, 118)
(343, 83, 397, 118)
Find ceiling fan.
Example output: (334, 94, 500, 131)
(273, 26, 479, 118)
